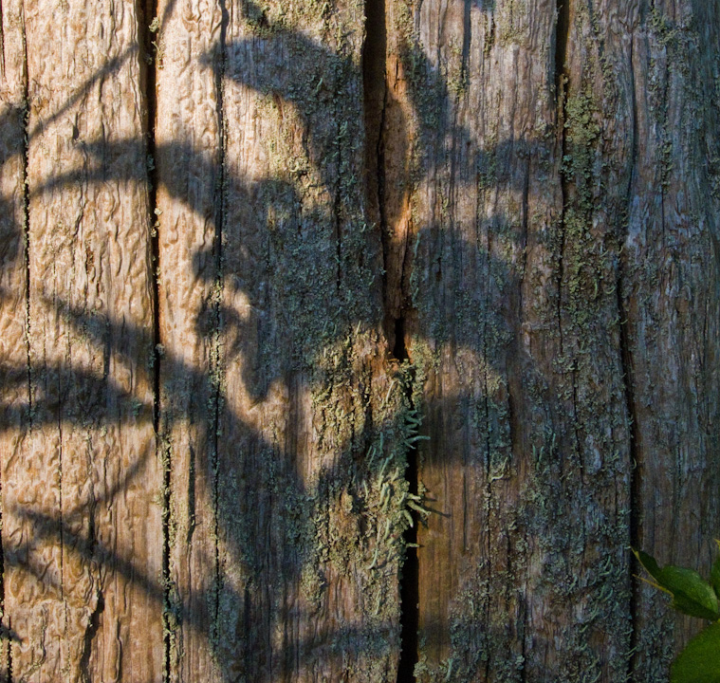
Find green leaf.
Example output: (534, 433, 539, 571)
(634, 549, 664, 585)
(660, 566, 720, 621)
(633, 549, 720, 620)
(710, 540, 720, 598)
(671, 622, 720, 683)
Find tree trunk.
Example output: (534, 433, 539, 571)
(0, 0, 718, 682)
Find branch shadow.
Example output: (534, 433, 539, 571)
(0, 4, 564, 682)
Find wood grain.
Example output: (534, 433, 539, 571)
(1, 1, 163, 681)
(0, 0, 717, 681)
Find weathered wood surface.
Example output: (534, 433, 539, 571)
(391, 0, 720, 680)
(0, 0, 164, 681)
(0, 0, 717, 681)
(0, 1, 29, 678)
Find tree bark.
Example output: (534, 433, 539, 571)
(0, 0, 718, 682)
(1, 1, 163, 681)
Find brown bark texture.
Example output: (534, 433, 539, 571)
(0, 0, 718, 681)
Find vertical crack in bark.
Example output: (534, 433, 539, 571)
(142, 0, 160, 436)
(395, 323, 419, 683)
(210, 0, 229, 645)
(362, 0, 387, 301)
(0, 0, 5, 81)
(554, 0, 584, 468)
(460, 0, 471, 98)
(476, 152, 493, 683)
(138, 0, 164, 676)
(58, 418, 64, 601)
(554, 0, 570, 357)
(623, 32, 641, 679)
(554, 0, 570, 103)
(363, 0, 418, 678)
(4, 12, 33, 682)
(21, 4, 30, 420)
(333, 72, 344, 293)
(618, 260, 640, 675)
(79, 445, 99, 679)
(79, 590, 104, 682)
(518, 164, 531, 683)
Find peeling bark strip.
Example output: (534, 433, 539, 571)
(0, 0, 718, 681)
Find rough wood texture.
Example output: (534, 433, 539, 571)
(0, 1, 29, 678)
(383, 0, 634, 679)
(379, 0, 718, 681)
(622, 1, 720, 679)
(0, 0, 718, 681)
(153, 1, 226, 680)
(157, 1, 408, 681)
(0, 1, 163, 681)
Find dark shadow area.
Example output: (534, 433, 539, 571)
(0, 1, 615, 681)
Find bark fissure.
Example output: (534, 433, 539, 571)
(58, 417, 64, 600)
(554, 0, 583, 466)
(79, 590, 103, 681)
(21, 4, 31, 418)
(7, 15, 32, 681)
(334, 83, 344, 293)
(362, 0, 387, 298)
(363, 0, 420, 677)
(210, 0, 229, 643)
(476, 151, 494, 682)
(9, 19, 30, 683)
(554, 0, 570, 357)
(482, 213, 493, 683)
(396, 320, 419, 683)
(618, 262, 640, 674)
(138, 0, 164, 676)
(460, 0, 471, 96)
(554, 0, 570, 103)
(623, 32, 641, 678)
(0, 0, 5, 80)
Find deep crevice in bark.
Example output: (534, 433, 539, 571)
(554, 0, 584, 477)
(58, 419, 65, 599)
(554, 0, 569, 362)
(363, 1, 419, 678)
(362, 0, 387, 299)
(0, 0, 5, 80)
(210, 0, 229, 645)
(21, 4, 30, 422)
(623, 34, 641, 678)
(5, 15, 33, 682)
(141, 0, 160, 433)
(333, 89, 344, 294)
(79, 590, 104, 681)
(138, 0, 165, 676)
(554, 0, 570, 347)
(618, 267, 641, 676)
(460, 0, 471, 96)
(554, 0, 570, 102)
(395, 319, 419, 683)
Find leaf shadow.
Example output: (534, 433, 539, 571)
(0, 4, 558, 681)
